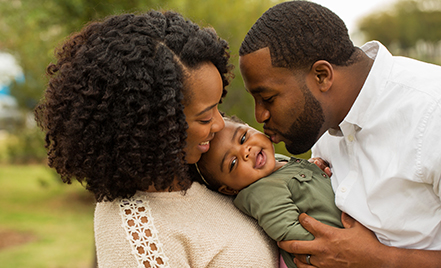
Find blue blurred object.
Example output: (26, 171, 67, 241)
(0, 52, 24, 130)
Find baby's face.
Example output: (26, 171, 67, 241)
(201, 120, 276, 191)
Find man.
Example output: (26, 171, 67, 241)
(238, 1, 441, 267)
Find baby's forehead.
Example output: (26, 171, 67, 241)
(215, 121, 240, 140)
(224, 119, 248, 129)
(210, 121, 245, 146)
(219, 121, 245, 136)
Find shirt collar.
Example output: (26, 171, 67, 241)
(330, 41, 394, 136)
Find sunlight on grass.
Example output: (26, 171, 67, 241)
(0, 165, 96, 268)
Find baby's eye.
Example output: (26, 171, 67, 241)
(230, 158, 237, 172)
(240, 132, 247, 144)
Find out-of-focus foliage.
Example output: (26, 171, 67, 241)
(5, 125, 47, 164)
(0, 0, 296, 160)
(0, 0, 282, 121)
(358, 0, 441, 63)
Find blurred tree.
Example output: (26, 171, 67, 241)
(358, 0, 441, 63)
(0, 0, 308, 159)
(0, 0, 281, 121)
(0, 0, 171, 108)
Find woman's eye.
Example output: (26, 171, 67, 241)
(230, 158, 237, 171)
(240, 132, 247, 144)
(200, 118, 212, 124)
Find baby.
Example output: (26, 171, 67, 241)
(197, 116, 343, 268)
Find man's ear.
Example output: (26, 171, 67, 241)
(218, 185, 239, 195)
(310, 60, 333, 93)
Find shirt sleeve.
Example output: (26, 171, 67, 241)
(234, 179, 314, 242)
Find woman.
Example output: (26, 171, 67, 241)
(35, 10, 278, 267)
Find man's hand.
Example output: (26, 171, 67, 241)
(278, 213, 383, 268)
(309, 157, 332, 177)
(279, 213, 441, 267)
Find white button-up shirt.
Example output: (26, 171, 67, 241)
(312, 41, 441, 249)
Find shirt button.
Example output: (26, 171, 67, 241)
(347, 135, 355, 142)
(340, 187, 347, 193)
(322, 173, 327, 178)
(300, 174, 306, 178)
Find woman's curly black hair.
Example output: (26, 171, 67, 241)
(34, 10, 232, 202)
(240, 0, 356, 70)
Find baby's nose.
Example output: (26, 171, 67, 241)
(242, 146, 251, 160)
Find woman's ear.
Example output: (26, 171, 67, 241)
(310, 60, 333, 93)
(218, 185, 239, 195)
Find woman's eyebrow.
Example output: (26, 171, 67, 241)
(195, 103, 217, 117)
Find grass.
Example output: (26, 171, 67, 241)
(0, 165, 96, 268)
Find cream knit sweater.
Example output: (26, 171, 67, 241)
(95, 182, 279, 267)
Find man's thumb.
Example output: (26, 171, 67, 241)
(341, 212, 356, 228)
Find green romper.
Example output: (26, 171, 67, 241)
(234, 154, 343, 268)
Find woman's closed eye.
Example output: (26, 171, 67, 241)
(199, 118, 212, 124)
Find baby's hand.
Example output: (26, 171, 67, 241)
(309, 157, 332, 177)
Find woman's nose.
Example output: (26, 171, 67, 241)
(211, 109, 225, 133)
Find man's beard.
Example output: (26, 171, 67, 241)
(281, 85, 325, 155)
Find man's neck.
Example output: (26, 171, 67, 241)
(332, 50, 374, 128)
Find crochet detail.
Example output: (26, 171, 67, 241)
(119, 194, 170, 268)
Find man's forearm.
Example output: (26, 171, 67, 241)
(381, 246, 441, 268)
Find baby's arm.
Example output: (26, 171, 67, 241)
(234, 179, 314, 242)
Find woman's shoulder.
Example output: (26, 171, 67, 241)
(94, 182, 279, 267)
(149, 182, 279, 267)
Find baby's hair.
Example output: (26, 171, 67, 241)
(197, 115, 246, 192)
(225, 114, 246, 125)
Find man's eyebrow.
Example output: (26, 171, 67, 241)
(220, 126, 242, 173)
(249, 86, 269, 94)
(195, 103, 217, 117)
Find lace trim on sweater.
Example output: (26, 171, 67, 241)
(119, 195, 170, 268)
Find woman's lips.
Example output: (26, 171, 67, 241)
(198, 141, 210, 153)
(254, 150, 266, 169)
(198, 133, 214, 153)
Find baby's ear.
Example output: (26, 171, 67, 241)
(218, 185, 239, 195)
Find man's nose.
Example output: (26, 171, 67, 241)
(255, 103, 270, 124)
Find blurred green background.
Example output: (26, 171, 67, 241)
(1, 0, 441, 267)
